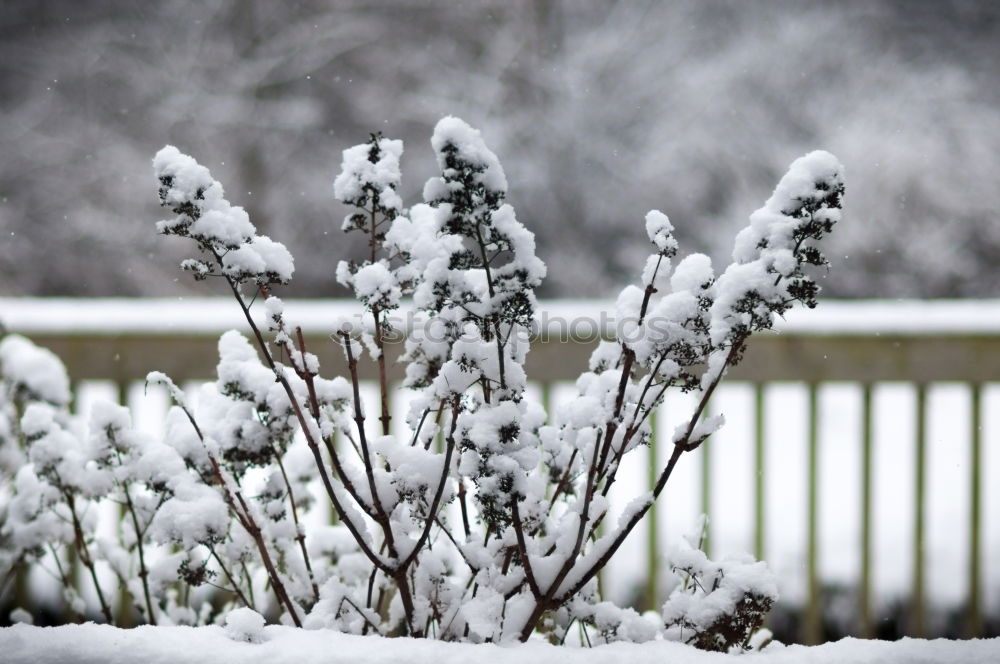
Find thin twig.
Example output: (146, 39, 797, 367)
(216, 269, 390, 574)
(64, 491, 113, 624)
(511, 500, 542, 599)
(170, 390, 303, 626)
(209, 547, 253, 609)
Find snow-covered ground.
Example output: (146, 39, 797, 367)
(1, 623, 998, 664)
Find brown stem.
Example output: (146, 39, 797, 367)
(285, 331, 375, 519)
(224, 465, 303, 626)
(600, 373, 671, 497)
(433, 516, 480, 578)
(518, 339, 744, 641)
(168, 389, 302, 625)
(294, 327, 321, 419)
(473, 222, 506, 392)
(596, 353, 633, 476)
(389, 398, 460, 636)
(343, 595, 382, 634)
(287, 329, 368, 515)
(511, 500, 542, 599)
(365, 200, 392, 435)
(518, 424, 603, 641)
(559, 339, 743, 603)
(457, 480, 472, 540)
(341, 332, 399, 558)
(210, 547, 254, 609)
(373, 305, 392, 436)
(341, 332, 422, 633)
(409, 406, 431, 449)
(547, 449, 580, 507)
(241, 560, 256, 608)
(217, 272, 390, 573)
(321, 434, 377, 519)
(121, 481, 156, 624)
(532, 448, 581, 538)
(46, 544, 83, 622)
(596, 261, 662, 477)
(396, 398, 460, 572)
(64, 492, 113, 624)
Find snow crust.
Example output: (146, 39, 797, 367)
(0, 624, 996, 664)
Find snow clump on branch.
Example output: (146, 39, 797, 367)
(154, 146, 294, 285)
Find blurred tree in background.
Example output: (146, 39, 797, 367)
(1, 0, 998, 298)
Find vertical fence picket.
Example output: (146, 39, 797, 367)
(12, 555, 28, 620)
(754, 384, 766, 562)
(804, 383, 822, 645)
(859, 383, 873, 638)
(113, 379, 132, 626)
(912, 383, 927, 637)
(541, 381, 553, 428)
(700, 406, 712, 559)
(967, 382, 982, 638)
(645, 410, 659, 612)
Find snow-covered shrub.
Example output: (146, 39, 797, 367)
(661, 519, 777, 652)
(0, 117, 843, 650)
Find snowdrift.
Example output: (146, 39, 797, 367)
(1, 624, 998, 664)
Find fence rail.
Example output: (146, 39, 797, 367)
(2, 297, 998, 642)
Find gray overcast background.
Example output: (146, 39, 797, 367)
(1, 0, 998, 299)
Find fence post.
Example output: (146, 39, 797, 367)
(754, 384, 766, 562)
(967, 383, 982, 638)
(700, 405, 712, 559)
(804, 383, 822, 645)
(644, 409, 659, 612)
(859, 383, 873, 638)
(912, 383, 927, 637)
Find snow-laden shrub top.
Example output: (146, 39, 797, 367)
(154, 146, 294, 285)
(0, 117, 843, 651)
(0, 334, 70, 406)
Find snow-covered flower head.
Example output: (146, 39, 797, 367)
(710, 151, 844, 348)
(406, 117, 545, 401)
(334, 134, 404, 230)
(333, 133, 412, 325)
(153, 146, 294, 286)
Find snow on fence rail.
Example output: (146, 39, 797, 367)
(2, 297, 999, 643)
